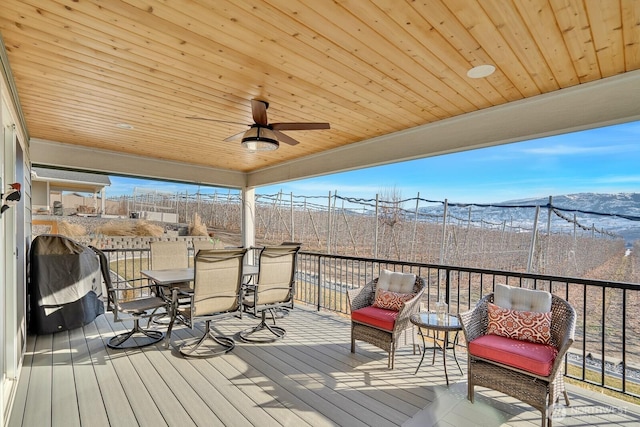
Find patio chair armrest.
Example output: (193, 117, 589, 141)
(112, 282, 156, 291)
(393, 283, 425, 332)
(458, 294, 492, 343)
(547, 295, 577, 378)
(111, 283, 158, 297)
(347, 279, 377, 312)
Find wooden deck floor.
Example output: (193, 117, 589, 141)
(8, 305, 640, 427)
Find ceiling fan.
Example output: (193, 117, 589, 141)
(187, 99, 330, 151)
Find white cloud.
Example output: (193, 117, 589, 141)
(520, 144, 624, 155)
(593, 175, 640, 184)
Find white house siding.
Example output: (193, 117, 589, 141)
(1, 53, 31, 426)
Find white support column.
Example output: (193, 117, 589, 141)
(101, 188, 106, 215)
(46, 181, 50, 212)
(242, 187, 256, 249)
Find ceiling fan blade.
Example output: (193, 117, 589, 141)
(186, 116, 248, 126)
(224, 130, 247, 142)
(251, 99, 269, 126)
(273, 130, 300, 146)
(271, 122, 331, 131)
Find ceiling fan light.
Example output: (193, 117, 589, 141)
(241, 126, 279, 151)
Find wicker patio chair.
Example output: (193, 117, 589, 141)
(166, 248, 247, 357)
(239, 245, 300, 342)
(458, 291, 576, 427)
(347, 273, 426, 369)
(91, 246, 166, 349)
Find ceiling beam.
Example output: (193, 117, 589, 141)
(29, 138, 246, 189)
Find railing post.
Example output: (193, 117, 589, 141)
(316, 255, 322, 311)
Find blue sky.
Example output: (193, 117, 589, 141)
(108, 120, 640, 204)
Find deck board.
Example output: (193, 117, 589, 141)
(228, 325, 413, 425)
(51, 330, 81, 427)
(169, 327, 314, 427)
(6, 327, 36, 427)
(92, 316, 169, 427)
(22, 333, 52, 427)
(8, 304, 640, 427)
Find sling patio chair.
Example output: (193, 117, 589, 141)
(239, 244, 300, 342)
(166, 248, 247, 357)
(91, 246, 166, 349)
(192, 238, 220, 255)
(149, 241, 192, 321)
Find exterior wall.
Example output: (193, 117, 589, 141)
(31, 180, 49, 213)
(1, 49, 31, 426)
(138, 211, 178, 223)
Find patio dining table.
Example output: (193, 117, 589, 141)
(141, 264, 259, 324)
(140, 264, 259, 286)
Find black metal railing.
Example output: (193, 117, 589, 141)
(101, 247, 640, 398)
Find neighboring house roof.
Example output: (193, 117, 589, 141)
(31, 167, 111, 192)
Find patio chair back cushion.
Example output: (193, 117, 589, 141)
(192, 248, 246, 317)
(376, 269, 416, 293)
(494, 283, 551, 312)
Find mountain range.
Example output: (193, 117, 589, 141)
(423, 193, 640, 245)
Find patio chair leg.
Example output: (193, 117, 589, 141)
(165, 312, 176, 348)
(146, 306, 162, 328)
(351, 326, 356, 353)
(239, 310, 286, 343)
(108, 318, 164, 349)
(179, 320, 235, 358)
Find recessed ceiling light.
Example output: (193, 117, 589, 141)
(467, 64, 496, 79)
(116, 123, 134, 130)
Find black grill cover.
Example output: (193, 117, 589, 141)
(29, 234, 105, 334)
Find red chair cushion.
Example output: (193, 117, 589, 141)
(351, 306, 398, 331)
(468, 334, 558, 376)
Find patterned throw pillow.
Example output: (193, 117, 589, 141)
(487, 302, 552, 345)
(372, 289, 416, 311)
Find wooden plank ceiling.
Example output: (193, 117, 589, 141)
(1, 0, 639, 186)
